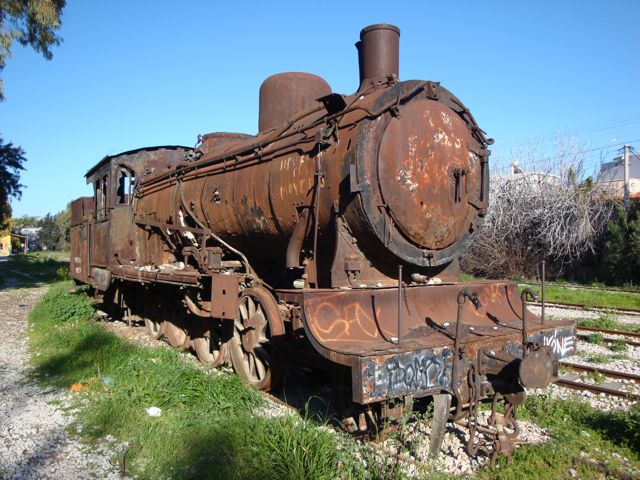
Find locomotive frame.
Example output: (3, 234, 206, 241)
(70, 24, 576, 461)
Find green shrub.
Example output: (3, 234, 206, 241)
(599, 204, 640, 285)
(56, 265, 70, 280)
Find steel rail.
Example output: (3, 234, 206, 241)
(577, 332, 640, 347)
(577, 325, 640, 339)
(554, 377, 640, 400)
(560, 362, 640, 383)
(521, 282, 640, 296)
(531, 301, 640, 315)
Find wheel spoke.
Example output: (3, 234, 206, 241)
(249, 352, 258, 377)
(248, 297, 256, 318)
(253, 348, 268, 379)
(239, 298, 249, 322)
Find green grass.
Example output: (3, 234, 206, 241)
(578, 313, 640, 334)
(28, 282, 343, 479)
(0, 251, 69, 288)
(553, 278, 640, 293)
(460, 272, 478, 283)
(519, 283, 640, 310)
(587, 371, 605, 385)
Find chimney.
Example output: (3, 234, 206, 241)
(356, 24, 400, 91)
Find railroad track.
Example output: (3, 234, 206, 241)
(578, 326, 640, 339)
(532, 301, 640, 316)
(521, 282, 640, 295)
(535, 283, 640, 296)
(555, 362, 640, 401)
(560, 362, 640, 383)
(577, 326, 640, 347)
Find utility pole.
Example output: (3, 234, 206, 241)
(623, 145, 630, 209)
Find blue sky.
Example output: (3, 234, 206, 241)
(2, 0, 639, 217)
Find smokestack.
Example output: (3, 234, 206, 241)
(356, 24, 400, 91)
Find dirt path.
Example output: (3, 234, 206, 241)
(0, 284, 128, 480)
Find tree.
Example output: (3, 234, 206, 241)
(0, 136, 26, 231)
(54, 202, 70, 249)
(599, 204, 640, 285)
(37, 212, 60, 250)
(13, 213, 39, 228)
(0, 0, 65, 100)
(461, 137, 616, 279)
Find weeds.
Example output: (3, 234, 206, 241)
(608, 341, 628, 352)
(586, 354, 610, 364)
(611, 353, 629, 360)
(587, 371, 605, 385)
(460, 272, 477, 283)
(585, 333, 604, 344)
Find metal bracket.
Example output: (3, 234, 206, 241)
(349, 162, 363, 193)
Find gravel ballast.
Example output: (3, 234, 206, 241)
(0, 285, 129, 480)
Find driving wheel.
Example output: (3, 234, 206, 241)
(192, 319, 223, 368)
(163, 316, 190, 349)
(144, 318, 163, 340)
(229, 287, 284, 390)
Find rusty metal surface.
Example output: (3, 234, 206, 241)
(198, 132, 254, 157)
(90, 220, 110, 267)
(69, 222, 89, 282)
(356, 24, 400, 90)
(378, 99, 478, 250)
(357, 346, 453, 403)
(297, 281, 564, 353)
(210, 273, 239, 319)
(134, 78, 490, 284)
(577, 325, 640, 339)
(70, 197, 92, 226)
(291, 281, 574, 404)
(70, 197, 92, 283)
(109, 206, 136, 264)
(259, 72, 332, 132)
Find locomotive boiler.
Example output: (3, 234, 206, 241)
(69, 24, 576, 460)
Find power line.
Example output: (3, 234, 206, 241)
(493, 113, 640, 151)
(491, 138, 640, 175)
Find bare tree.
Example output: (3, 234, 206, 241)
(462, 136, 617, 278)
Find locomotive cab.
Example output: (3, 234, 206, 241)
(70, 146, 191, 290)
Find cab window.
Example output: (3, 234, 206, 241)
(116, 167, 135, 205)
(95, 175, 108, 220)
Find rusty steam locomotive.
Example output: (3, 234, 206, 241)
(70, 24, 576, 459)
